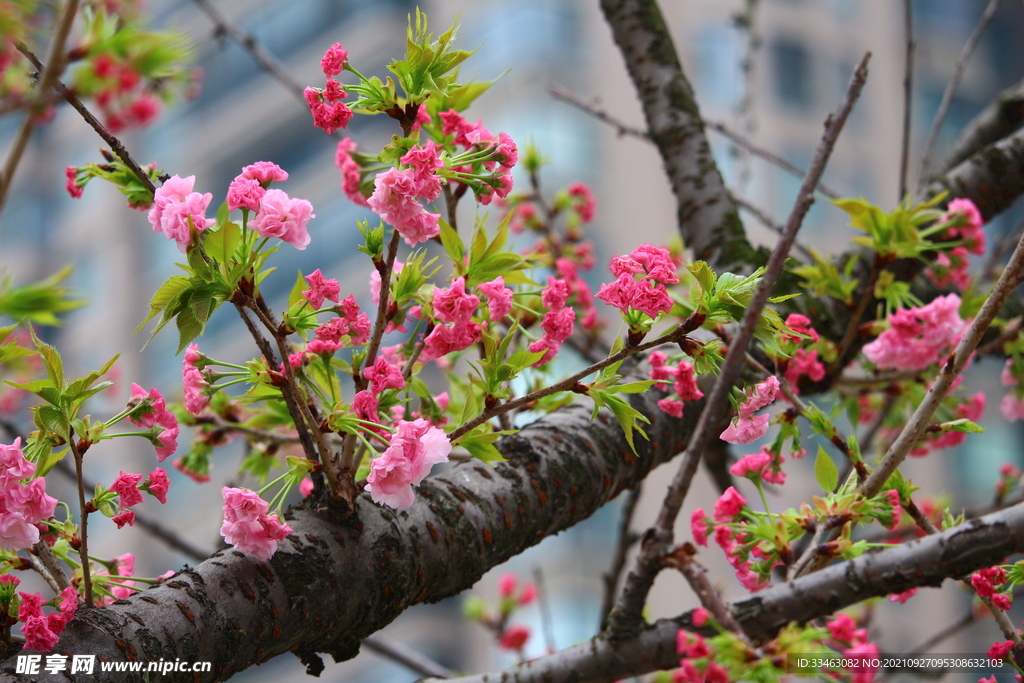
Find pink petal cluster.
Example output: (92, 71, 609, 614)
(335, 138, 369, 206)
(220, 487, 293, 561)
(596, 245, 677, 319)
(0, 439, 57, 551)
(110, 471, 144, 508)
(226, 176, 264, 212)
(650, 351, 704, 418)
(496, 573, 537, 606)
(499, 623, 530, 652)
(147, 175, 216, 251)
(142, 467, 170, 504)
(18, 586, 76, 652)
(252, 188, 314, 250)
(555, 258, 600, 331)
(528, 277, 576, 365)
(241, 161, 289, 185)
(729, 446, 786, 484)
(320, 42, 348, 76)
(690, 509, 710, 546)
(65, 166, 84, 199)
(303, 269, 341, 309)
(720, 376, 779, 445)
(971, 566, 1011, 610)
(364, 356, 406, 395)
(400, 142, 444, 203)
(423, 277, 483, 361)
(888, 587, 917, 604)
(364, 419, 452, 509)
(712, 486, 746, 523)
(988, 640, 1014, 661)
(477, 276, 514, 322)
(926, 246, 972, 291)
(304, 84, 353, 134)
(127, 384, 179, 461)
(567, 182, 596, 223)
(367, 167, 442, 246)
(182, 344, 210, 416)
(942, 198, 985, 256)
(314, 296, 371, 346)
(863, 294, 964, 371)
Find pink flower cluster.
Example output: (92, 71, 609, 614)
(781, 314, 825, 389)
(128, 384, 179, 461)
(220, 487, 293, 561)
(477, 276, 514, 322)
(182, 343, 209, 416)
(596, 244, 678, 320)
(649, 350, 704, 418)
(365, 419, 452, 509)
(528, 277, 576, 365)
(556, 258, 600, 331)
(567, 182, 596, 223)
(674, 630, 728, 683)
(226, 161, 289, 212)
(439, 110, 517, 205)
(368, 163, 443, 245)
(252, 188, 315, 250)
(310, 295, 371, 355)
(108, 467, 170, 529)
(364, 356, 405, 395)
(303, 269, 341, 309)
(925, 199, 984, 291)
(720, 376, 779, 445)
(971, 565, 1011, 611)
(305, 44, 353, 134)
(0, 438, 57, 551)
(148, 175, 215, 251)
(499, 623, 531, 652)
(94, 553, 139, 606)
(18, 585, 77, 652)
(423, 277, 483, 361)
(65, 166, 84, 199)
(1000, 359, 1024, 422)
(729, 445, 786, 485)
(863, 294, 964, 371)
(335, 138, 370, 207)
(827, 613, 880, 683)
(497, 572, 537, 608)
(88, 52, 164, 133)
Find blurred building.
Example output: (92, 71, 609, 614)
(2, 0, 1024, 681)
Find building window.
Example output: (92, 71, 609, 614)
(772, 38, 812, 108)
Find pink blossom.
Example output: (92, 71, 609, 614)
(690, 509, 709, 546)
(304, 86, 352, 134)
(735, 563, 768, 592)
(478, 277, 514, 321)
(220, 487, 293, 561)
(518, 581, 537, 606)
(943, 198, 985, 255)
(0, 438, 34, 482)
(364, 356, 406, 395)
(568, 182, 596, 222)
(692, 607, 710, 627)
(226, 176, 264, 212)
(422, 320, 482, 361)
(499, 623, 530, 651)
(740, 376, 780, 419)
(147, 175, 215, 251)
(241, 161, 289, 185)
(827, 613, 858, 644)
(154, 410, 179, 462)
(433, 278, 479, 324)
(368, 167, 442, 245)
(65, 166, 83, 199)
(252, 188, 314, 249)
(498, 573, 517, 598)
(675, 362, 704, 401)
(1001, 394, 1024, 421)
(729, 449, 773, 480)
(303, 269, 341, 309)
(110, 471, 144, 508)
(300, 478, 314, 497)
(713, 487, 746, 523)
(493, 132, 518, 169)
(352, 390, 381, 429)
(182, 364, 209, 416)
(21, 613, 60, 652)
(542, 277, 571, 312)
(971, 566, 1008, 598)
(335, 138, 369, 206)
(400, 141, 444, 202)
(719, 413, 770, 445)
(888, 588, 917, 604)
(364, 419, 452, 509)
(320, 42, 348, 76)
(113, 510, 136, 528)
(658, 398, 684, 417)
(864, 294, 964, 371)
(143, 467, 170, 504)
(111, 553, 135, 600)
(785, 348, 825, 387)
(988, 640, 1014, 660)
(127, 384, 167, 428)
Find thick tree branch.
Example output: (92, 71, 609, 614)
(925, 128, 1024, 221)
(600, 0, 764, 273)
(936, 76, 1024, 177)
(430, 501, 1024, 683)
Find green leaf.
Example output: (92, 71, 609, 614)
(943, 418, 985, 434)
(175, 307, 204, 353)
(203, 220, 241, 263)
(439, 217, 464, 265)
(28, 327, 63, 389)
(687, 260, 717, 295)
(35, 446, 69, 477)
(814, 446, 839, 492)
(135, 275, 191, 334)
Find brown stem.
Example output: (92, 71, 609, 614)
(828, 253, 883, 377)
(69, 437, 93, 607)
(663, 548, 747, 640)
(898, 0, 914, 200)
(362, 230, 401, 378)
(32, 540, 70, 591)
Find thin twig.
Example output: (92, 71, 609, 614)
(0, 0, 80, 213)
(68, 437, 93, 607)
(188, 0, 307, 105)
(862, 225, 1024, 498)
(663, 550, 747, 639)
(599, 483, 642, 629)
(32, 540, 70, 591)
(16, 44, 158, 194)
(917, 0, 1003, 186)
(361, 634, 455, 679)
(899, 0, 914, 200)
(605, 53, 871, 640)
(548, 84, 649, 140)
(23, 553, 62, 594)
(533, 567, 557, 654)
(195, 413, 300, 444)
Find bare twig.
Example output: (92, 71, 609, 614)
(32, 540, 70, 591)
(361, 634, 455, 679)
(599, 483, 642, 628)
(23, 553, 62, 594)
(0, 0, 80, 213)
(862, 225, 1024, 497)
(917, 0, 1003, 186)
(68, 436, 93, 607)
(15, 44, 157, 194)
(663, 549, 746, 638)
(548, 84, 649, 140)
(605, 53, 871, 640)
(188, 0, 307, 105)
(899, 0, 914, 200)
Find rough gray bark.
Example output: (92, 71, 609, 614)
(934, 76, 1024, 178)
(426, 502, 1024, 683)
(0, 385, 701, 682)
(599, 0, 766, 274)
(926, 128, 1024, 220)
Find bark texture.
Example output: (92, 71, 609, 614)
(927, 128, 1024, 220)
(0, 385, 701, 682)
(935, 76, 1024, 177)
(599, 0, 766, 274)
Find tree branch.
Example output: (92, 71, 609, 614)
(429, 501, 1024, 683)
(936, 76, 1024, 177)
(599, 0, 762, 273)
(924, 128, 1024, 221)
